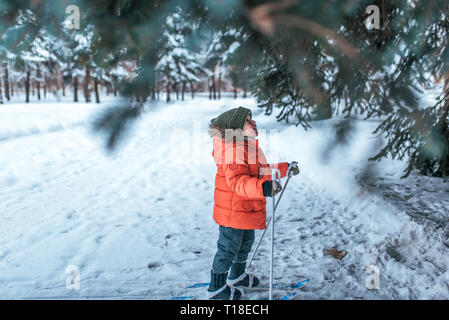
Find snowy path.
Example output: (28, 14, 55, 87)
(0, 98, 448, 299)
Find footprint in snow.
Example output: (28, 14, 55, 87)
(148, 262, 160, 270)
(95, 235, 105, 244)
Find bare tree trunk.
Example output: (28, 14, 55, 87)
(37, 80, 41, 100)
(36, 64, 41, 100)
(190, 81, 195, 99)
(212, 75, 216, 100)
(150, 86, 155, 100)
(43, 74, 48, 99)
(181, 81, 186, 101)
(62, 79, 66, 96)
(112, 75, 118, 96)
(166, 80, 171, 103)
(94, 78, 100, 103)
(73, 76, 78, 102)
(218, 71, 221, 100)
(243, 88, 247, 98)
(234, 87, 237, 99)
(209, 77, 212, 100)
(84, 66, 91, 102)
(3, 63, 10, 101)
(0, 77, 3, 104)
(25, 70, 30, 103)
(152, 76, 156, 101)
(55, 64, 62, 101)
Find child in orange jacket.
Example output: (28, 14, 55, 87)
(207, 106, 299, 300)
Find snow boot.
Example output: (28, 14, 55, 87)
(227, 262, 260, 288)
(206, 270, 243, 300)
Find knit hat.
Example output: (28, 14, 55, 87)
(210, 107, 252, 130)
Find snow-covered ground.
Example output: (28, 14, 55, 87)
(0, 95, 448, 299)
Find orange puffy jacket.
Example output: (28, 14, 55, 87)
(211, 136, 289, 230)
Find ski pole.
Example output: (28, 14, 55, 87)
(269, 168, 280, 300)
(246, 171, 292, 271)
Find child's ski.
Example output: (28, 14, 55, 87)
(171, 278, 311, 300)
(179, 277, 310, 291)
(261, 278, 311, 300)
(170, 296, 197, 300)
(280, 291, 299, 300)
(247, 277, 311, 292)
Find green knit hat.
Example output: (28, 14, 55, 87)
(210, 107, 252, 130)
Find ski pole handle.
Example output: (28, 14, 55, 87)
(287, 161, 300, 177)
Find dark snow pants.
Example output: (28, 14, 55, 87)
(211, 226, 255, 276)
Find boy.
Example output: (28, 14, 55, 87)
(207, 106, 299, 300)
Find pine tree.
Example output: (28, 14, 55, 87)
(1, 0, 448, 176)
(155, 8, 205, 103)
(365, 3, 449, 177)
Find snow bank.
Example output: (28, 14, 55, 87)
(0, 102, 106, 142)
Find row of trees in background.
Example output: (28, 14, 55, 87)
(0, 59, 117, 104)
(0, 8, 250, 105)
(0, 0, 448, 178)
